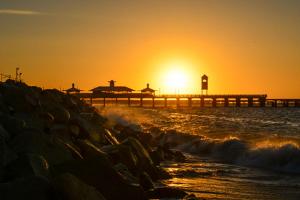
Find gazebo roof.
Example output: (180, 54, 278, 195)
(141, 83, 155, 93)
(64, 83, 82, 93)
(91, 86, 134, 92)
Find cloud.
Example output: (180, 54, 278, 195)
(0, 9, 44, 15)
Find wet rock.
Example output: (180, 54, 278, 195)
(103, 129, 119, 145)
(48, 105, 70, 124)
(53, 173, 106, 200)
(50, 124, 72, 141)
(10, 130, 74, 165)
(123, 137, 160, 180)
(0, 175, 53, 200)
(146, 187, 188, 199)
(113, 163, 138, 185)
(0, 114, 26, 137)
(0, 124, 10, 141)
(52, 157, 147, 200)
(69, 124, 80, 137)
(39, 112, 54, 132)
(101, 144, 138, 172)
(0, 136, 17, 167)
(4, 154, 49, 181)
(139, 172, 154, 191)
(183, 194, 204, 200)
(76, 139, 108, 160)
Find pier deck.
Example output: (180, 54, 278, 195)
(76, 93, 300, 108)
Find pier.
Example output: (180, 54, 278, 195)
(77, 93, 300, 108)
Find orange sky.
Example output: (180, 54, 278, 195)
(0, 0, 300, 98)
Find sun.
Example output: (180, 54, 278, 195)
(159, 60, 193, 94)
(165, 69, 188, 89)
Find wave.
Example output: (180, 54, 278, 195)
(161, 131, 300, 174)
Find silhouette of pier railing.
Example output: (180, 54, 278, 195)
(74, 92, 297, 108)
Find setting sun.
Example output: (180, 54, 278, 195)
(157, 59, 199, 94)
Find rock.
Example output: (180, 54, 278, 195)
(0, 83, 34, 113)
(51, 157, 147, 200)
(48, 105, 70, 124)
(123, 137, 160, 180)
(183, 193, 204, 200)
(0, 176, 53, 200)
(69, 124, 80, 137)
(39, 112, 54, 132)
(0, 136, 17, 167)
(146, 187, 188, 199)
(101, 144, 138, 172)
(139, 172, 154, 191)
(76, 139, 108, 160)
(10, 130, 74, 165)
(53, 173, 106, 200)
(113, 163, 139, 185)
(104, 129, 119, 145)
(0, 124, 10, 141)
(0, 114, 26, 137)
(4, 154, 49, 181)
(50, 124, 72, 141)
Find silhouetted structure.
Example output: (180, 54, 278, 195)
(141, 83, 155, 95)
(201, 74, 208, 95)
(64, 83, 82, 94)
(91, 80, 134, 94)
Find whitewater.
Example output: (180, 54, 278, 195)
(99, 107, 300, 200)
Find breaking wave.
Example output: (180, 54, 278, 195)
(161, 131, 300, 174)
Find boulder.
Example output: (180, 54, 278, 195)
(0, 124, 10, 141)
(0, 114, 26, 137)
(10, 130, 74, 165)
(0, 176, 53, 200)
(123, 137, 160, 180)
(4, 154, 49, 181)
(139, 172, 154, 191)
(51, 157, 147, 200)
(75, 139, 108, 160)
(47, 105, 70, 124)
(53, 173, 106, 200)
(0, 136, 17, 167)
(101, 144, 138, 172)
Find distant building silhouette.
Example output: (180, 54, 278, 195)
(64, 83, 82, 94)
(141, 83, 155, 95)
(201, 74, 208, 95)
(91, 80, 134, 94)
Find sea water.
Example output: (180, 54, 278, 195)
(99, 107, 300, 200)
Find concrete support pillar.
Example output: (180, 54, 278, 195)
(90, 97, 93, 105)
(259, 97, 266, 107)
(128, 98, 131, 106)
(103, 98, 105, 107)
(272, 100, 277, 107)
(212, 98, 217, 107)
(140, 98, 143, 107)
(236, 97, 241, 107)
(115, 98, 118, 104)
(283, 101, 289, 107)
(248, 97, 253, 107)
(176, 98, 180, 108)
(200, 97, 205, 107)
(224, 98, 229, 107)
(188, 98, 192, 107)
(152, 98, 155, 108)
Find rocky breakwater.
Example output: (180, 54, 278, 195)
(0, 80, 200, 200)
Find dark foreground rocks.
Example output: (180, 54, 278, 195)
(0, 80, 199, 200)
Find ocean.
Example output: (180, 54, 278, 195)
(99, 107, 300, 200)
